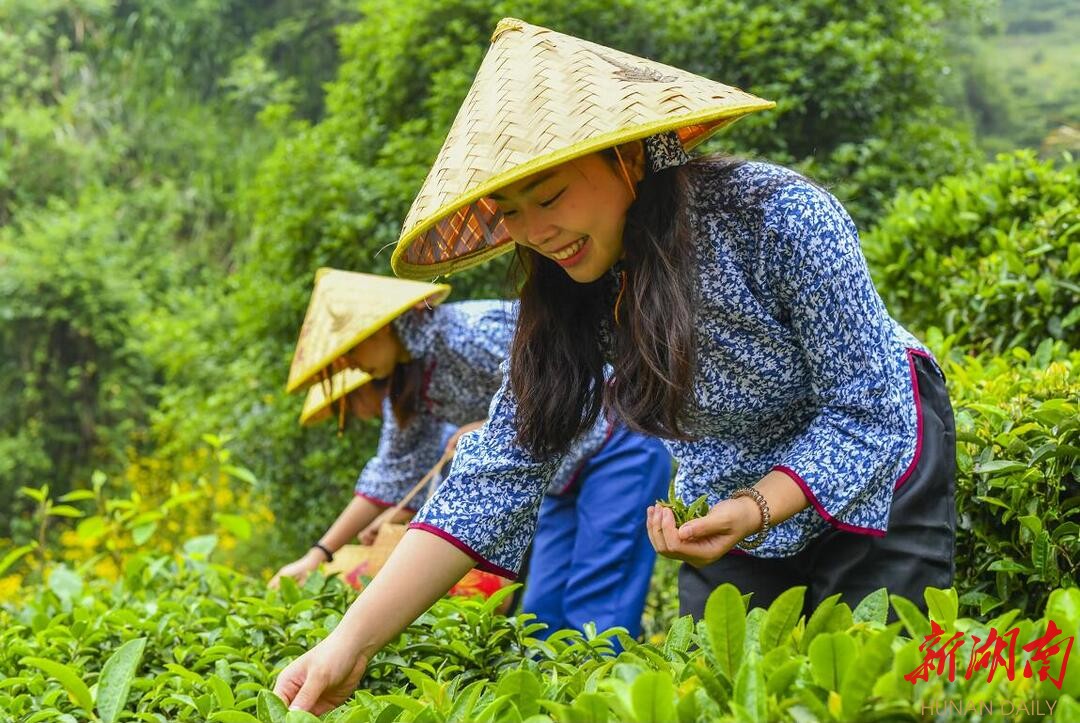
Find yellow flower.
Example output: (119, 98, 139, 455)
(0, 575, 23, 603)
(93, 558, 119, 581)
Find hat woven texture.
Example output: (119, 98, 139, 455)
(286, 268, 450, 393)
(391, 17, 775, 280)
(299, 367, 372, 426)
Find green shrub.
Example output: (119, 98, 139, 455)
(2, 552, 1078, 721)
(864, 151, 1080, 352)
(0, 193, 156, 533)
(943, 338, 1080, 619)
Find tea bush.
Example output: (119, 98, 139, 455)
(2, 548, 1078, 721)
(944, 339, 1080, 618)
(864, 152, 1080, 353)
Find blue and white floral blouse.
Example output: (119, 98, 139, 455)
(354, 300, 612, 509)
(411, 160, 938, 578)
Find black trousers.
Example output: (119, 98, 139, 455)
(679, 353, 956, 620)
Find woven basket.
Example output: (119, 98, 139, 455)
(322, 452, 510, 600)
(328, 525, 510, 601)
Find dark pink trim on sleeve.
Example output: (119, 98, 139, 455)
(354, 491, 418, 513)
(893, 348, 929, 492)
(772, 465, 886, 537)
(408, 522, 518, 579)
(770, 347, 933, 538)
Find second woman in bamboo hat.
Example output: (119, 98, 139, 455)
(273, 268, 671, 652)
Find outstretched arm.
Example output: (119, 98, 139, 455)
(273, 528, 475, 713)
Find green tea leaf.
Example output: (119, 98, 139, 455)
(1018, 515, 1044, 537)
(76, 517, 107, 541)
(808, 632, 856, 691)
(759, 586, 806, 650)
(0, 543, 36, 577)
(1045, 588, 1080, 630)
(840, 625, 900, 718)
(852, 588, 888, 626)
(1051, 696, 1080, 723)
(889, 595, 930, 639)
(96, 637, 147, 723)
(1032, 530, 1052, 577)
(569, 693, 609, 723)
(495, 670, 541, 718)
(733, 651, 766, 722)
(210, 713, 262, 723)
(447, 679, 485, 722)
(801, 593, 841, 652)
(131, 522, 157, 545)
(277, 576, 301, 605)
(692, 663, 730, 707)
(662, 615, 694, 660)
(48, 565, 83, 607)
(47, 505, 84, 519)
(21, 657, 94, 714)
(208, 674, 235, 710)
(58, 490, 95, 503)
(704, 584, 745, 680)
(184, 534, 219, 559)
(214, 513, 253, 540)
(924, 587, 958, 628)
(285, 710, 323, 723)
(257, 690, 289, 723)
(973, 460, 1028, 475)
(630, 671, 677, 723)
(766, 657, 804, 697)
(223, 464, 258, 486)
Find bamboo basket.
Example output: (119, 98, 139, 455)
(322, 452, 510, 599)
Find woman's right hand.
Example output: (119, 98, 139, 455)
(273, 631, 369, 714)
(269, 549, 324, 589)
(274, 529, 478, 715)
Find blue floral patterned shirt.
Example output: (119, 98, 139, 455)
(354, 300, 612, 509)
(411, 161, 938, 577)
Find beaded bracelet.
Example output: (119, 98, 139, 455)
(730, 487, 771, 550)
(312, 542, 334, 563)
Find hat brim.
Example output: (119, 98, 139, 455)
(286, 271, 451, 393)
(393, 108, 771, 280)
(299, 368, 374, 426)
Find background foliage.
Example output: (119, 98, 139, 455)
(2, 0, 1008, 560)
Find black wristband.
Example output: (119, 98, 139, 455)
(312, 542, 334, 562)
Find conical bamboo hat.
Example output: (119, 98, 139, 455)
(287, 268, 450, 393)
(391, 17, 775, 280)
(299, 368, 373, 426)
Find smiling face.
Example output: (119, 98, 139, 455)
(487, 143, 645, 283)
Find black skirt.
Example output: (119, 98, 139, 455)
(678, 352, 956, 620)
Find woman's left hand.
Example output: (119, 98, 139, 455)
(646, 498, 760, 567)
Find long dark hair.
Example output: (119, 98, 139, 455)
(389, 358, 425, 427)
(509, 153, 744, 457)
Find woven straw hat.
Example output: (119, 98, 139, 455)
(299, 367, 373, 426)
(391, 17, 775, 280)
(286, 268, 450, 393)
